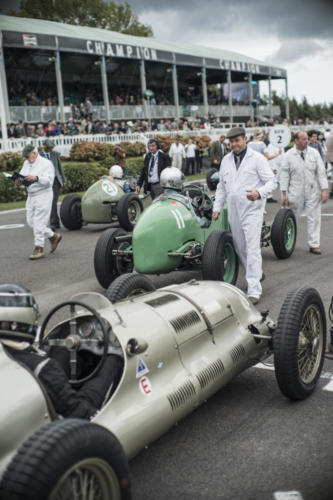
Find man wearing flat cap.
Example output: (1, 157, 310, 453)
(40, 139, 66, 231)
(212, 127, 275, 304)
(15, 144, 62, 260)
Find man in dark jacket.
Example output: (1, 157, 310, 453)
(40, 139, 66, 230)
(135, 138, 171, 199)
(210, 134, 227, 167)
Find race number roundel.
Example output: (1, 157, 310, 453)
(269, 125, 291, 148)
(101, 180, 118, 197)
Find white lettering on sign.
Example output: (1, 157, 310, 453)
(95, 41, 104, 55)
(87, 40, 93, 54)
(106, 43, 115, 56)
(101, 180, 118, 197)
(126, 45, 133, 58)
(0, 224, 25, 230)
(116, 44, 124, 57)
(139, 376, 152, 396)
(269, 125, 291, 148)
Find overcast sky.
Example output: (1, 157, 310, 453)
(125, 0, 333, 104)
(1, 0, 332, 104)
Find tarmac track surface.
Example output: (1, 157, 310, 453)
(1, 194, 333, 500)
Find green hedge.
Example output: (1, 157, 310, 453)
(0, 152, 24, 173)
(62, 162, 109, 193)
(126, 157, 144, 175)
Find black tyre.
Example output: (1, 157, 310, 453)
(60, 194, 83, 230)
(94, 228, 133, 289)
(271, 208, 297, 259)
(274, 287, 326, 400)
(0, 419, 131, 500)
(117, 194, 144, 231)
(206, 167, 218, 191)
(106, 273, 156, 303)
(202, 230, 239, 285)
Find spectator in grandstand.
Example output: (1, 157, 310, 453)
(40, 139, 66, 231)
(7, 123, 17, 139)
(119, 121, 128, 134)
(210, 135, 227, 168)
(67, 119, 79, 135)
(53, 122, 62, 136)
(169, 136, 185, 170)
(26, 124, 36, 138)
(308, 130, 325, 163)
(185, 139, 197, 175)
(157, 120, 166, 131)
(35, 123, 45, 137)
(85, 119, 96, 134)
(136, 138, 171, 199)
(15, 120, 26, 138)
(280, 130, 328, 255)
(85, 97, 94, 119)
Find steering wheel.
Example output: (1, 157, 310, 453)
(192, 194, 205, 211)
(202, 198, 213, 212)
(39, 301, 109, 387)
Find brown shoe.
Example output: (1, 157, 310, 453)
(309, 247, 321, 255)
(49, 233, 62, 253)
(29, 246, 44, 260)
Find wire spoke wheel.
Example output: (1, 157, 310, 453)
(284, 216, 296, 252)
(127, 201, 141, 224)
(222, 242, 237, 283)
(297, 304, 324, 384)
(49, 458, 121, 500)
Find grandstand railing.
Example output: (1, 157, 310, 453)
(8, 104, 281, 124)
(2, 124, 332, 155)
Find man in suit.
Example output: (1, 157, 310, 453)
(210, 134, 227, 168)
(135, 139, 171, 199)
(41, 139, 66, 230)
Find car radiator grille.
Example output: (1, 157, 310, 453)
(230, 343, 246, 363)
(196, 359, 225, 389)
(144, 294, 180, 308)
(169, 310, 202, 334)
(167, 380, 196, 411)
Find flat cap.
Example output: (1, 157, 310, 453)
(226, 127, 246, 139)
(22, 144, 35, 158)
(44, 139, 54, 148)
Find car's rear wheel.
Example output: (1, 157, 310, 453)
(274, 287, 326, 400)
(106, 273, 156, 303)
(202, 230, 239, 285)
(94, 228, 133, 289)
(60, 194, 83, 230)
(0, 419, 131, 500)
(117, 194, 144, 231)
(271, 208, 297, 259)
(206, 167, 218, 191)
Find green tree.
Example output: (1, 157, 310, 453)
(7, 0, 153, 37)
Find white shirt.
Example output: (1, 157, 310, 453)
(147, 152, 159, 183)
(185, 144, 196, 158)
(20, 154, 54, 196)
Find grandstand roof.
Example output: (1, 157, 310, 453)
(0, 15, 286, 78)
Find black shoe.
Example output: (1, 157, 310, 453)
(267, 198, 278, 203)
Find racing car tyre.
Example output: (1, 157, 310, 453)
(0, 419, 131, 500)
(270, 208, 297, 259)
(202, 230, 239, 285)
(94, 228, 133, 289)
(117, 194, 144, 231)
(60, 194, 83, 230)
(206, 167, 218, 191)
(274, 287, 326, 400)
(106, 273, 156, 303)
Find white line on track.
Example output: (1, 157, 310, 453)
(255, 362, 333, 391)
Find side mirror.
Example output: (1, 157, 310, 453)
(126, 338, 148, 356)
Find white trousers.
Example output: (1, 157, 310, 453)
(229, 207, 263, 298)
(295, 197, 322, 248)
(171, 155, 183, 170)
(26, 190, 54, 247)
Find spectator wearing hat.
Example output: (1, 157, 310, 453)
(212, 127, 275, 304)
(136, 139, 171, 199)
(40, 139, 66, 231)
(15, 145, 62, 260)
(169, 136, 185, 170)
(210, 135, 227, 168)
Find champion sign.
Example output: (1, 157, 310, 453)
(86, 40, 158, 61)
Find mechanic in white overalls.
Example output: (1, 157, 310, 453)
(16, 144, 62, 260)
(280, 130, 328, 255)
(169, 136, 186, 170)
(212, 127, 275, 304)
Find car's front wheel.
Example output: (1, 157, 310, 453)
(202, 230, 239, 285)
(60, 194, 83, 230)
(0, 419, 131, 500)
(274, 287, 326, 400)
(106, 273, 156, 303)
(117, 194, 144, 231)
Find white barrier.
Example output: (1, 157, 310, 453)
(1, 125, 332, 156)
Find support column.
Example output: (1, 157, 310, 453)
(100, 55, 110, 123)
(172, 64, 180, 122)
(201, 67, 209, 119)
(0, 32, 10, 123)
(248, 72, 254, 123)
(227, 69, 233, 123)
(268, 75, 273, 119)
(285, 76, 290, 121)
(0, 63, 8, 151)
(54, 49, 65, 122)
(140, 59, 149, 120)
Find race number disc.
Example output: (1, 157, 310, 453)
(269, 125, 291, 148)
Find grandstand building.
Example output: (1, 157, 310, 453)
(0, 14, 288, 125)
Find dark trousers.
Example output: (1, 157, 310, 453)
(50, 179, 61, 229)
(148, 182, 164, 199)
(186, 158, 196, 175)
